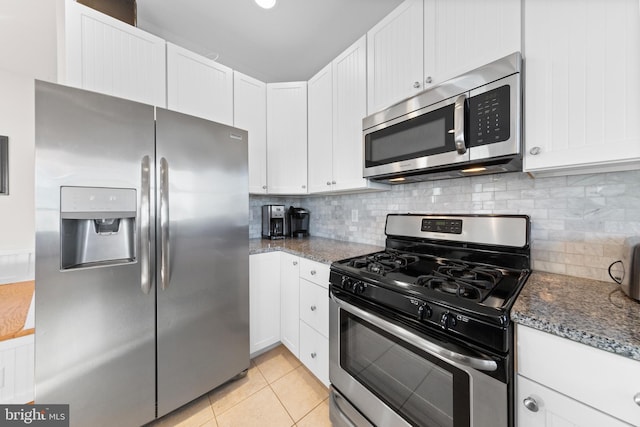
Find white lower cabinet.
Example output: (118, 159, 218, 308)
(517, 376, 630, 427)
(299, 278, 329, 338)
(297, 259, 330, 387)
(299, 321, 329, 387)
(280, 253, 300, 357)
(249, 252, 281, 355)
(516, 325, 639, 426)
(0, 335, 34, 404)
(250, 251, 332, 386)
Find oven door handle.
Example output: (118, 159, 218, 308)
(331, 293, 498, 372)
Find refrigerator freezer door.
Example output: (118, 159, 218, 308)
(155, 108, 250, 417)
(35, 81, 156, 427)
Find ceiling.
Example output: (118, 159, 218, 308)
(136, 0, 404, 83)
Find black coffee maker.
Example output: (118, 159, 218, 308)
(288, 206, 309, 238)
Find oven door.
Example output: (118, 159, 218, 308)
(329, 290, 509, 427)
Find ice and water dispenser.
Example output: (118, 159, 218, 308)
(60, 186, 137, 269)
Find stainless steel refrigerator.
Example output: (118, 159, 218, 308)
(34, 81, 249, 426)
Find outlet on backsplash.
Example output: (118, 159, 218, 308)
(351, 209, 358, 222)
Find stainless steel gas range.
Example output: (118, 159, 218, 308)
(328, 214, 531, 427)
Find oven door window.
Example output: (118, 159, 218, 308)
(364, 103, 455, 168)
(340, 310, 470, 427)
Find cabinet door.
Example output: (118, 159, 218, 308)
(299, 279, 329, 338)
(299, 321, 329, 387)
(0, 335, 34, 404)
(234, 72, 267, 194)
(517, 376, 631, 427)
(332, 35, 371, 192)
(61, 0, 166, 107)
(367, 0, 424, 113)
(428, 0, 521, 84)
(280, 253, 300, 358)
(523, 0, 640, 174)
(249, 252, 281, 355)
(517, 325, 640, 425)
(167, 43, 233, 125)
(266, 82, 308, 194)
(307, 63, 334, 193)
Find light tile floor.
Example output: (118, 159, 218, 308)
(147, 345, 331, 427)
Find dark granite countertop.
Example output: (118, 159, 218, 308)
(250, 236, 384, 264)
(512, 271, 640, 361)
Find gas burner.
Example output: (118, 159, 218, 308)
(367, 262, 388, 275)
(414, 262, 503, 301)
(348, 251, 419, 276)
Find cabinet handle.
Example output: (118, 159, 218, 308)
(326, 181, 331, 186)
(529, 146, 542, 155)
(634, 392, 640, 406)
(293, 261, 298, 266)
(425, 76, 433, 84)
(262, 185, 267, 190)
(310, 305, 317, 311)
(523, 397, 539, 412)
(310, 270, 316, 275)
(413, 81, 421, 89)
(332, 180, 336, 184)
(311, 352, 317, 359)
(302, 185, 306, 189)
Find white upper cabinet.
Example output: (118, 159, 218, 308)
(367, 0, 521, 114)
(266, 82, 308, 195)
(367, 0, 424, 113)
(307, 63, 334, 193)
(427, 0, 521, 84)
(332, 36, 388, 193)
(166, 43, 233, 125)
(308, 36, 388, 194)
(234, 72, 267, 194)
(523, 0, 640, 175)
(59, 0, 166, 107)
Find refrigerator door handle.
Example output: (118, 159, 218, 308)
(140, 155, 152, 294)
(160, 157, 171, 290)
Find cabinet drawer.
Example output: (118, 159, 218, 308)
(517, 375, 630, 427)
(517, 325, 640, 425)
(299, 279, 329, 338)
(299, 258, 329, 288)
(299, 320, 329, 387)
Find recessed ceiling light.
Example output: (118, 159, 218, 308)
(255, 0, 277, 9)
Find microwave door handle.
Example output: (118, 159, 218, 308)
(454, 94, 467, 155)
(331, 292, 498, 372)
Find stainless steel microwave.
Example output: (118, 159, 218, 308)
(363, 52, 522, 184)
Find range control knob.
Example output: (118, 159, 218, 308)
(417, 303, 432, 320)
(341, 276, 352, 289)
(440, 312, 450, 330)
(354, 282, 366, 295)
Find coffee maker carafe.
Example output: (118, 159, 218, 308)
(288, 206, 309, 238)
(262, 205, 286, 239)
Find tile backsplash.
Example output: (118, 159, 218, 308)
(250, 169, 640, 283)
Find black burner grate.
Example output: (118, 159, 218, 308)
(414, 262, 503, 301)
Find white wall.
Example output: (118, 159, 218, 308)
(0, 0, 57, 282)
(0, 0, 58, 82)
(0, 69, 36, 282)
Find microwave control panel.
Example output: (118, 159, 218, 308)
(468, 84, 510, 146)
